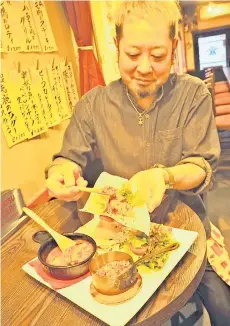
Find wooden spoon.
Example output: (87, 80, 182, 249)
(23, 207, 76, 253)
(77, 186, 104, 194)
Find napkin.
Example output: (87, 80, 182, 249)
(80, 172, 151, 235)
(207, 222, 230, 286)
(29, 259, 90, 290)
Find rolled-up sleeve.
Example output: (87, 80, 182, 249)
(176, 86, 221, 195)
(53, 94, 96, 172)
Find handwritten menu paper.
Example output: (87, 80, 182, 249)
(19, 1, 41, 52)
(0, 1, 8, 52)
(62, 63, 79, 113)
(0, 1, 22, 52)
(47, 64, 71, 120)
(1, 72, 28, 147)
(0, 1, 41, 52)
(29, 67, 60, 128)
(15, 70, 47, 138)
(29, 1, 57, 52)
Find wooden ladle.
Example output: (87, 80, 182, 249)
(23, 207, 76, 253)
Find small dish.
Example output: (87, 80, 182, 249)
(89, 251, 136, 295)
(37, 233, 97, 280)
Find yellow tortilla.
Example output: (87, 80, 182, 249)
(79, 172, 150, 235)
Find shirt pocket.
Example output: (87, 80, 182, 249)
(154, 126, 183, 166)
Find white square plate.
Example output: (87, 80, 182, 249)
(22, 228, 197, 326)
(22, 172, 198, 326)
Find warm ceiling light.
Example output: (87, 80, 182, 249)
(200, 2, 230, 20)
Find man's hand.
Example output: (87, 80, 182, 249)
(129, 168, 167, 212)
(46, 161, 88, 202)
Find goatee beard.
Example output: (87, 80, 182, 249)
(138, 91, 151, 98)
(135, 85, 158, 99)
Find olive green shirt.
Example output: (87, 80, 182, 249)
(53, 73, 221, 235)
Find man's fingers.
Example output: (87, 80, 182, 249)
(147, 183, 166, 213)
(48, 189, 84, 202)
(46, 167, 88, 202)
(64, 168, 77, 187)
(129, 178, 149, 202)
(76, 177, 88, 187)
(46, 178, 79, 199)
(73, 168, 81, 180)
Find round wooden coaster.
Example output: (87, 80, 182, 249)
(90, 274, 142, 305)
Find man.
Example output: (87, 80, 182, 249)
(46, 1, 229, 325)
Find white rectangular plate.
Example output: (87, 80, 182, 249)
(22, 226, 198, 326)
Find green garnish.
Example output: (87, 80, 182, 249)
(119, 182, 145, 207)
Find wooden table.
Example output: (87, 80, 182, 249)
(1, 199, 207, 326)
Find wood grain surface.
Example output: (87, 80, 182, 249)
(1, 199, 206, 326)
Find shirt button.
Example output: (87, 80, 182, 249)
(145, 114, 149, 119)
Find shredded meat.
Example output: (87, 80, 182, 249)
(101, 186, 117, 199)
(101, 186, 132, 216)
(46, 240, 94, 267)
(95, 260, 131, 279)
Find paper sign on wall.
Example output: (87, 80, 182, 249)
(0, 1, 23, 52)
(0, 1, 57, 53)
(0, 1, 41, 52)
(47, 63, 71, 121)
(62, 63, 79, 113)
(1, 72, 28, 147)
(19, 1, 42, 52)
(29, 1, 57, 52)
(29, 67, 60, 128)
(15, 70, 47, 138)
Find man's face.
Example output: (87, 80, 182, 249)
(118, 16, 177, 99)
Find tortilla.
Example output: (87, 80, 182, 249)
(80, 172, 150, 235)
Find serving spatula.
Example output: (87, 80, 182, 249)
(23, 207, 76, 253)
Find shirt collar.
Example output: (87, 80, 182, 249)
(163, 73, 177, 94)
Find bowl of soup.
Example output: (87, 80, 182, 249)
(38, 233, 97, 280)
